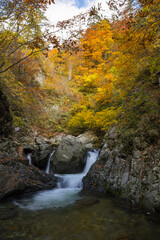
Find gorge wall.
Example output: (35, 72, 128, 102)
(83, 127, 160, 212)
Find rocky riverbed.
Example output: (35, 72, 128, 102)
(0, 123, 160, 213)
(0, 131, 99, 201)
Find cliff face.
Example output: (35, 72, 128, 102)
(83, 127, 160, 212)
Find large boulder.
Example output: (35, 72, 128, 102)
(31, 136, 55, 170)
(76, 131, 100, 149)
(0, 160, 57, 201)
(31, 134, 66, 170)
(50, 136, 87, 174)
(0, 134, 66, 172)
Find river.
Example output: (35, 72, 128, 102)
(0, 150, 160, 240)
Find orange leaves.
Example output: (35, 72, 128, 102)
(5, 0, 157, 135)
(96, 84, 113, 106)
(80, 20, 113, 68)
(110, 0, 160, 94)
(66, 19, 119, 133)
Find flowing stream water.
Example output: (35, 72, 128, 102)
(0, 149, 160, 240)
(14, 149, 99, 210)
(27, 153, 32, 165)
(45, 148, 56, 174)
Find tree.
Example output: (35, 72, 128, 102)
(67, 0, 160, 133)
(0, 0, 55, 74)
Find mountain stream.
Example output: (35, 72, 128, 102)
(0, 149, 160, 240)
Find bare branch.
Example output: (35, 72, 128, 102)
(0, 48, 46, 74)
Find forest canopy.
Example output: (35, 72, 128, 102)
(0, 0, 160, 136)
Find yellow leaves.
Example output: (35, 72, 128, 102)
(66, 19, 121, 133)
(83, 74, 96, 86)
(67, 108, 95, 133)
(96, 86, 112, 105)
(81, 73, 99, 88)
(80, 19, 113, 67)
(48, 48, 59, 59)
(94, 107, 122, 130)
(23, 0, 55, 9)
(142, 6, 149, 13)
(93, 73, 114, 106)
(68, 105, 122, 132)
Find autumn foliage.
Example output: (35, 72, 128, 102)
(66, 0, 160, 133)
(0, 0, 160, 135)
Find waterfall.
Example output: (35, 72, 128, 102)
(14, 149, 99, 210)
(56, 149, 99, 189)
(27, 153, 32, 165)
(45, 148, 55, 174)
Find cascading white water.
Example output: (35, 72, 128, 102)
(27, 153, 32, 165)
(56, 149, 99, 189)
(14, 149, 99, 210)
(45, 148, 55, 174)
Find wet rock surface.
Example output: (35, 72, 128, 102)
(31, 136, 54, 170)
(76, 131, 100, 149)
(51, 136, 87, 174)
(83, 127, 160, 212)
(0, 135, 55, 171)
(0, 160, 57, 201)
(0, 131, 99, 172)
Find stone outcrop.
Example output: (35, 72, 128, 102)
(76, 131, 100, 149)
(31, 136, 54, 170)
(0, 135, 62, 171)
(27, 134, 66, 170)
(0, 131, 99, 201)
(31, 132, 99, 173)
(31, 132, 99, 172)
(50, 136, 87, 174)
(83, 127, 160, 212)
(0, 131, 99, 172)
(0, 135, 59, 201)
(0, 159, 57, 201)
